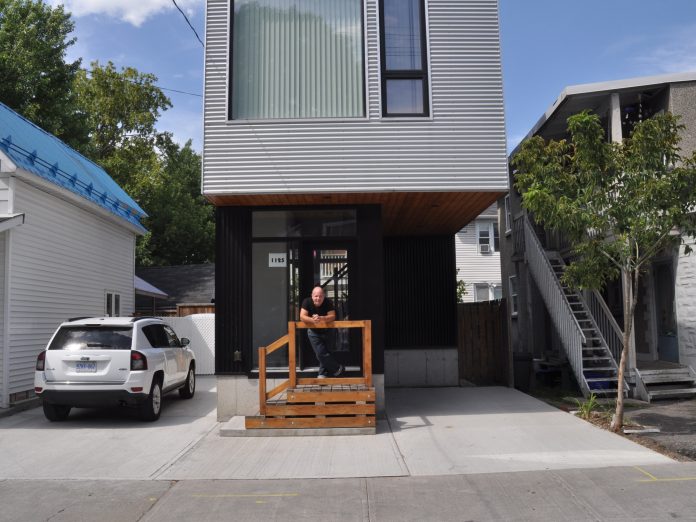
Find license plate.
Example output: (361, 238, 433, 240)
(75, 361, 97, 373)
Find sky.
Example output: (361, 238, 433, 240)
(48, 0, 696, 153)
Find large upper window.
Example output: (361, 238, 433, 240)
(231, 0, 365, 120)
(380, 0, 429, 116)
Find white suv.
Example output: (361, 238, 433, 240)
(34, 317, 196, 422)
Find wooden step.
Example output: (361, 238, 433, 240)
(246, 416, 375, 429)
(287, 387, 375, 403)
(265, 403, 375, 416)
(648, 388, 696, 399)
(585, 377, 618, 383)
(641, 373, 695, 385)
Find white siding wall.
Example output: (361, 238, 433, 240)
(0, 175, 10, 214)
(203, 0, 507, 194)
(0, 232, 5, 406)
(455, 204, 501, 302)
(7, 180, 136, 396)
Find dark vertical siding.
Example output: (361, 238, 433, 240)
(384, 236, 457, 347)
(215, 207, 252, 373)
(357, 206, 385, 373)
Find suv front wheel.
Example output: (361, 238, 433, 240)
(179, 365, 195, 399)
(140, 378, 162, 422)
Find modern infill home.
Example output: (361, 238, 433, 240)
(203, 0, 508, 425)
(501, 72, 696, 402)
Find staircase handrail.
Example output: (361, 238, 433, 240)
(523, 218, 587, 344)
(523, 216, 589, 395)
(586, 290, 623, 363)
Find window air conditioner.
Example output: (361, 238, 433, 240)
(479, 244, 491, 254)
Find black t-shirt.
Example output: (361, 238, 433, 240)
(301, 297, 335, 318)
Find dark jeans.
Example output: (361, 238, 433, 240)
(307, 330, 341, 376)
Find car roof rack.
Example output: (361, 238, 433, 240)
(67, 316, 92, 322)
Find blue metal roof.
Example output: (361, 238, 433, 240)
(0, 102, 147, 232)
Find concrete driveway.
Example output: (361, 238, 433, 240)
(0, 379, 672, 481)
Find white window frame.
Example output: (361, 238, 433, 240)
(473, 283, 490, 302)
(476, 220, 499, 254)
(105, 291, 121, 317)
(504, 195, 512, 233)
(474, 283, 503, 302)
(509, 276, 518, 317)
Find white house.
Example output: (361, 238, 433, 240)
(0, 102, 147, 409)
(456, 204, 502, 302)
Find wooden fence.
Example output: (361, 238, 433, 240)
(457, 299, 509, 386)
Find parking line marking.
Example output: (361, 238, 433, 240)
(635, 467, 696, 483)
(192, 493, 299, 498)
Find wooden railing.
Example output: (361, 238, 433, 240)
(257, 320, 372, 416)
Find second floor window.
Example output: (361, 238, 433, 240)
(231, 0, 365, 120)
(380, 0, 429, 116)
(477, 221, 499, 253)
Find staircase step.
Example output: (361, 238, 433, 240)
(583, 356, 612, 361)
(246, 416, 375, 429)
(265, 403, 375, 416)
(585, 377, 618, 383)
(641, 373, 695, 385)
(648, 388, 696, 399)
(584, 366, 616, 371)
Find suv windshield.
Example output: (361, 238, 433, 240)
(48, 326, 133, 350)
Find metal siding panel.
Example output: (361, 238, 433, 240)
(203, 0, 507, 194)
(7, 181, 136, 395)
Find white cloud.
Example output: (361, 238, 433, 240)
(631, 24, 696, 75)
(49, 0, 201, 27)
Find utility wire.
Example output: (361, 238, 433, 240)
(172, 0, 204, 47)
(81, 68, 202, 98)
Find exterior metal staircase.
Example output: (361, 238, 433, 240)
(522, 217, 627, 397)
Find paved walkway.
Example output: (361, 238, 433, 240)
(0, 378, 672, 481)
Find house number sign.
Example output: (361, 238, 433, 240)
(269, 253, 287, 267)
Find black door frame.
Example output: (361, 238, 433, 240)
(298, 239, 360, 370)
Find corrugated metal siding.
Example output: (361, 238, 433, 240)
(7, 180, 136, 395)
(455, 204, 501, 302)
(203, 0, 507, 194)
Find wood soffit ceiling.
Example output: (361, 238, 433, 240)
(206, 192, 504, 235)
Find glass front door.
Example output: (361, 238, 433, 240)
(298, 242, 361, 370)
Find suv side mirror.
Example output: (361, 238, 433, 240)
(180, 337, 190, 347)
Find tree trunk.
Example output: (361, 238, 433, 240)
(611, 266, 638, 432)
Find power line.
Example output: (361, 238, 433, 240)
(172, 0, 204, 47)
(81, 68, 202, 98)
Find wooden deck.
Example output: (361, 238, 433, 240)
(245, 321, 375, 431)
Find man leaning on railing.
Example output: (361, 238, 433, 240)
(300, 286, 345, 379)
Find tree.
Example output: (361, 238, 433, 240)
(136, 138, 215, 266)
(0, 0, 87, 148)
(512, 111, 696, 431)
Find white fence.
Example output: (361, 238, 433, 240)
(160, 314, 215, 375)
